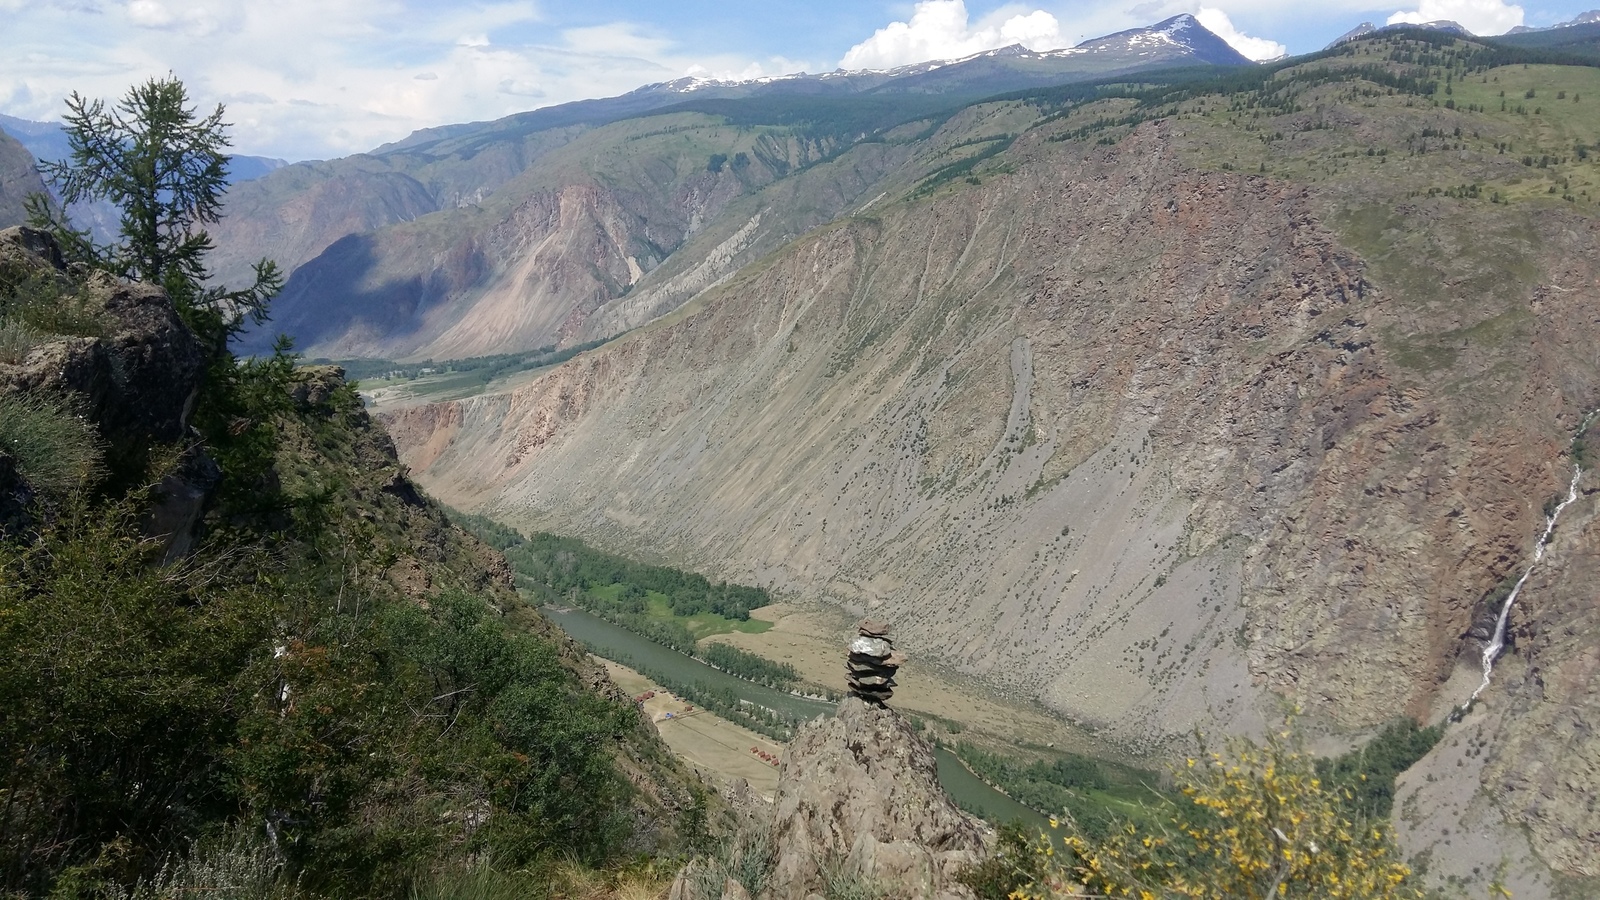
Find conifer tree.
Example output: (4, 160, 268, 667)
(27, 75, 281, 346)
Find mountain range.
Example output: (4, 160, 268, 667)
(0, 113, 287, 241)
(1332, 9, 1600, 48)
(362, 28, 1599, 896)
(0, 113, 287, 183)
(214, 14, 1250, 360)
(6, 18, 1600, 895)
(1509, 9, 1600, 32)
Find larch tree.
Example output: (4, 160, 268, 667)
(27, 75, 281, 347)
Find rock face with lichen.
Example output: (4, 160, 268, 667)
(1, 226, 210, 549)
(764, 698, 987, 900)
(0, 227, 206, 450)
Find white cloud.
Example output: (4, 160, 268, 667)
(839, 1, 1288, 69)
(126, 0, 173, 27)
(839, 0, 1068, 70)
(1195, 7, 1286, 60)
(1386, 0, 1524, 34)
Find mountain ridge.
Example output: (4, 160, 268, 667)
(216, 14, 1257, 359)
(0, 128, 46, 228)
(0, 112, 287, 180)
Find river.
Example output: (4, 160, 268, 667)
(546, 606, 1049, 831)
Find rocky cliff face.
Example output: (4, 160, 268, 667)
(385, 44, 1600, 883)
(669, 698, 988, 900)
(0, 130, 46, 229)
(1, 226, 210, 548)
(387, 121, 1462, 741)
(206, 125, 589, 290)
(241, 117, 861, 359)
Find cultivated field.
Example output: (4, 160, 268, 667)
(602, 659, 786, 798)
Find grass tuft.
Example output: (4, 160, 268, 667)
(0, 392, 104, 498)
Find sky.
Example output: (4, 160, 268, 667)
(3, 0, 1599, 162)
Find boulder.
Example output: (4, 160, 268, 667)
(148, 446, 222, 564)
(765, 698, 987, 900)
(0, 228, 206, 449)
(0, 227, 213, 555)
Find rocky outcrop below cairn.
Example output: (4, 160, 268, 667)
(846, 619, 904, 705)
(764, 697, 987, 900)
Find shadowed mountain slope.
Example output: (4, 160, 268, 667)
(221, 16, 1257, 359)
(0, 129, 45, 228)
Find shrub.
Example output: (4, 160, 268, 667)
(0, 499, 276, 895)
(1011, 728, 1421, 900)
(107, 831, 303, 900)
(1317, 718, 1443, 819)
(957, 823, 1049, 899)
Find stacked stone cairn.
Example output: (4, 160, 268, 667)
(846, 619, 905, 705)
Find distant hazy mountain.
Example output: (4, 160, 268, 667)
(217, 13, 1256, 343)
(0, 113, 288, 184)
(1331, 10, 1600, 48)
(1328, 19, 1472, 48)
(382, 13, 1251, 158)
(0, 113, 289, 243)
(1492, 18, 1600, 57)
(0, 127, 47, 228)
(1507, 10, 1600, 33)
(624, 14, 1250, 103)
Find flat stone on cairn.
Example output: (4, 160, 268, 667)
(847, 619, 904, 705)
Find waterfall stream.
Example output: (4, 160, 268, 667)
(1468, 464, 1584, 704)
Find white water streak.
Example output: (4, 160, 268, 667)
(1469, 465, 1583, 703)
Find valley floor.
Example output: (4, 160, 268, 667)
(708, 602, 1109, 757)
(601, 658, 786, 798)
(576, 598, 1132, 822)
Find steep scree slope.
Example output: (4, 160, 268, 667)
(252, 116, 857, 359)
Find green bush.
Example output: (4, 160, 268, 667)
(0, 500, 276, 895)
(1316, 718, 1444, 819)
(958, 823, 1048, 900)
(0, 495, 640, 897)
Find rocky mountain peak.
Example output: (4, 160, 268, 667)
(1328, 18, 1474, 48)
(1069, 13, 1250, 65)
(1507, 10, 1600, 33)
